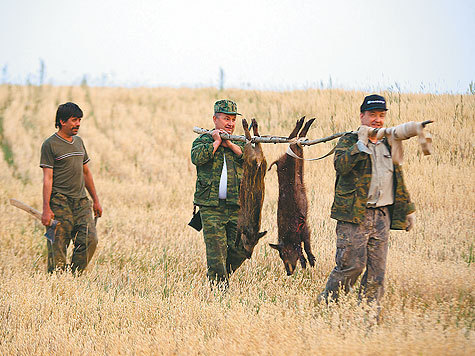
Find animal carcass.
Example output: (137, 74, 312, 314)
(236, 118, 267, 258)
(268, 117, 316, 275)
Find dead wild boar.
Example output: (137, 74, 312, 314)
(236, 118, 267, 258)
(268, 117, 316, 275)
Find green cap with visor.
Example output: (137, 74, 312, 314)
(214, 99, 241, 115)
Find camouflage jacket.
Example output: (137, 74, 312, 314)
(330, 132, 416, 230)
(191, 133, 245, 207)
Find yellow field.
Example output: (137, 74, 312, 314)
(0, 84, 473, 355)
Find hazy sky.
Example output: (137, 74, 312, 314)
(1, 0, 474, 93)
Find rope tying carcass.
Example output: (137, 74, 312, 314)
(286, 137, 336, 161)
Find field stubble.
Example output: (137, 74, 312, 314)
(0, 85, 473, 355)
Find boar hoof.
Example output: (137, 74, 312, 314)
(308, 253, 316, 267)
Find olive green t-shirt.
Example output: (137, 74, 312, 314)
(40, 133, 90, 199)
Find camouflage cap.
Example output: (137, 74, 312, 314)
(214, 99, 241, 116)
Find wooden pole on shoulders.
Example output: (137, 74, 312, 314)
(193, 120, 433, 146)
(192, 127, 349, 146)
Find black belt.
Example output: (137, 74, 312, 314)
(367, 206, 388, 216)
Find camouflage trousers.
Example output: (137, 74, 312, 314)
(322, 207, 390, 303)
(47, 193, 98, 274)
(200, 200, 248, 284)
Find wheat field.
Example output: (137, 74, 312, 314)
(0, 84, 473, 355)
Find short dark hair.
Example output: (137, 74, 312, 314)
(55, 102, 83, 128)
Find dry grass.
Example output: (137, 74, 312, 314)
(0, 84, 473, 355)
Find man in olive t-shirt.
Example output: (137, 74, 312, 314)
(40, 102, 102, 274)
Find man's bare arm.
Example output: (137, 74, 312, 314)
(221, 140, 243, 156)
(83, 163, 103, 217)
(41, 168, 54, 226)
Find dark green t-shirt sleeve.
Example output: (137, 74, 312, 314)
(81, 139, 90, 164)
(40, 141, 54, 168)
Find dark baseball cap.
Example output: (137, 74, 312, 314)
(360, 94, 388, 112)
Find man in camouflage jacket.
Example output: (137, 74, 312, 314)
(191, 100, 247, 286)
(319, 94, 416, 305)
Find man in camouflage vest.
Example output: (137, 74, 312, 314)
(191, 100, 247, 286)
(319, 94, 416, 304)
(40, 102, 102, 274)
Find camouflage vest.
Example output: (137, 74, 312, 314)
(191, 134, 245, 207)
(330, 133, 415, 230)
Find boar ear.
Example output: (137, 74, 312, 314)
(258, 231, 267, 239)
(242, 118, 251, 141)
(269, 243, 280, 251)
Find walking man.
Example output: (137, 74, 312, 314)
(319, 94, 416, 304)
(191, 100, 248, 286)
(40, 102, 102, 273)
